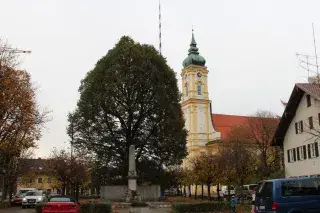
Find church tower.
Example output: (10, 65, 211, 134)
(181, 32, 221, 164)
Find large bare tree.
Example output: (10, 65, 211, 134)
(245, 110, 281, 178)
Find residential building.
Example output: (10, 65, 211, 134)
(273, 83, 320, 178)
(17, 158, 60, 194)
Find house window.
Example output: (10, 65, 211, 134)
(295, 121, 304, 134)
(309, 116, 314, 129)
(307, 95, 311, 107)
(38, 178, 42, 183)
(287, 148, 296, 162)
(197, 83, 202, 95)
(298, 145, 307, 160)
(318, 113, 320, 125)
(47, 178, 51, 184)
(308, 142, 319, 158)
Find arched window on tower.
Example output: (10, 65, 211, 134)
(197, 82, 202, 95)
(185, 83, 188, 97)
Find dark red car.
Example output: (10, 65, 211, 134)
(42, 195, 80, 213)
(11, 193, 26, 206)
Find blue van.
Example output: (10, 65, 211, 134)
(254, 177, 320, 213)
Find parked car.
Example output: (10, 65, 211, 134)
(11, 193, 26, 206)
(22, 190, 46, 208)
(42, 195, 80, 213)
(255, 177, 320, 213)
(219, 185, 235, 197)
(16, 188, 37, 196)
(241, 184, 258, 199)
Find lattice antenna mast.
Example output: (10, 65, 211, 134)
(159, 0, 162, 55)
(312, 23, 320, 83)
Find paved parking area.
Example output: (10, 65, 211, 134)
(0, 207, 34, 213)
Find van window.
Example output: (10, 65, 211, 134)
(282, 179, 320, 196)
(256, 181, 273, 197)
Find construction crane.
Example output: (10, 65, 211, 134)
(0, 48, 31, 78)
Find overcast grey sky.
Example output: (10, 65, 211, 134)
(1, 0, 318, 157)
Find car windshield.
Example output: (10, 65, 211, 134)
(19, 190, 30, 194)
(25, 191, 42, 196)
(18, 193, 26, 198)
(49, 197, 74, 202)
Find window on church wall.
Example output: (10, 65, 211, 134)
(185, 83, 188, 97)
(197, 82, 202, 95)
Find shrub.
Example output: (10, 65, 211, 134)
(131, 202, 148, 207)
(80, 203, 112, 213)
(171, 202, 229, 213)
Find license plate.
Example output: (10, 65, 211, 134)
(259, 205, 265, 210)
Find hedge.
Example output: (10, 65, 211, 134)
(172, 202, 229, 213)
(36, 202, 111, 213)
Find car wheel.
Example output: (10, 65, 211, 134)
(22, 206, 26, 209)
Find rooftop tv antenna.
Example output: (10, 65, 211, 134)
(296, 23, 320, 83)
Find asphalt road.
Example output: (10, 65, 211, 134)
(0, 207, 34, 213)
(0, 207, 170, 213)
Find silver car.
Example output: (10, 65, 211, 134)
(22, 190, 46, 208)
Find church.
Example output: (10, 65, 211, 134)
(180, 32, 257, 164)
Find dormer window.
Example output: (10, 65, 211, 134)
(197, 83, 202, 95)
(307, 95, 311, 107)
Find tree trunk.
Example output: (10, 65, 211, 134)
(240, 178, 244, 204)
(62, 184, 66, 195)
(227, 184, 231, 201)
(75, 184, 80, 200)
(1, 178, 8, 201)
(201, 184, 204, 200)
(217, 184, 220, 201)
(188, 185, 192, 198)
(194, 185, 197, 200)
(207, 184, 211, 201)
(183, 186, 186, 197)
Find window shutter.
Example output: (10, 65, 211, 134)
(315, 142, 319, 157)
(293, 148, 297, 161)
(287, 150, 291, 162)
(309, 117, 314, 129)
(295, 123, 298, 134)
(300, 121, 304, 132)
(297, 147, 300, 160)
(303, 145, 307, 160)
(308, 144, 311, 158)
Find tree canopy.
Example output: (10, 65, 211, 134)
(68, 36, 187, 184)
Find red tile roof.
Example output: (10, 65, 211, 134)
(212, 113, 279, 141)
(211, 114, 251, 140)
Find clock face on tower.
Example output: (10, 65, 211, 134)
(197, 72, 202, 78)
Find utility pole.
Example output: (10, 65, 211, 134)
(159, 0, 162, 55)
